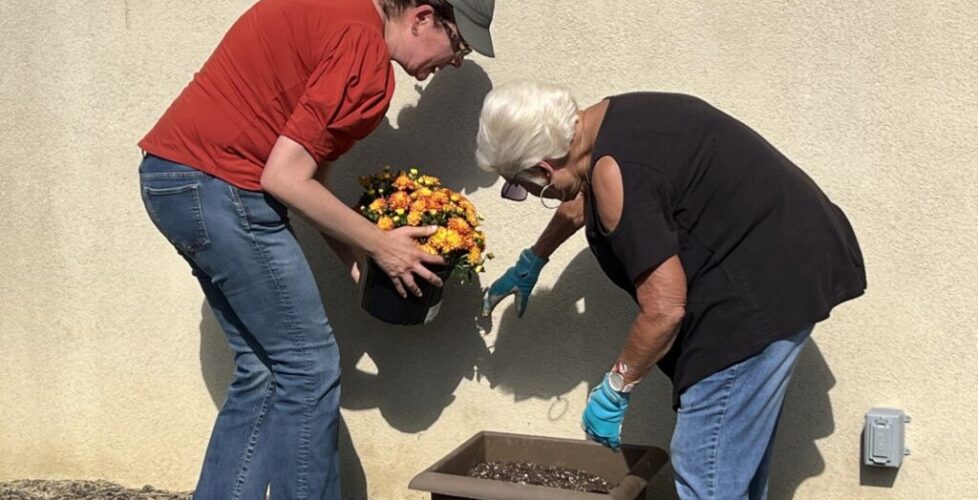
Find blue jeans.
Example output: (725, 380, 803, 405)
(139, 155, 341, 500)
(671, 325, 814, 500)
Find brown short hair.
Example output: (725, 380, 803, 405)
(379, 0, 456, 24)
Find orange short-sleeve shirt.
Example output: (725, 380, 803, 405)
(139, 0, 395, 191)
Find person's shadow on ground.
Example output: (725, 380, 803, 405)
(196, 63, 496, 499)
(478, 248, 838, 499)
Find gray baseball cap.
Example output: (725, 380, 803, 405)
(446, 0, 495, 57)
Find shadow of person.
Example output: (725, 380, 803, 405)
(198, 305, 368, 499)
(478, 248, 680, 496)
(292, 62, 494, 433)
(318, 268, 489, 432)
(199, 302, 234, 407)
(327, 62, 498, 201)
(480, 249, 841, 500)
(769, 341, 837, 499)
(293, 212, 488, 432)
(194, 61, 496, 496)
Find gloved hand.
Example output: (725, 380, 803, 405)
(481, 248, 547, 317)
(582, 373, 630, 450)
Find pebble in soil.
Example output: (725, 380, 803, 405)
(467, 461, 614, 494)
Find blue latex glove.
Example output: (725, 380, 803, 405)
(582, 373, 630, 450)
(481, 248, 547, 317)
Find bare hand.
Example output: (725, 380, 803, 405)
(371, 225, 446, 298)
(559, 192, 587, 228)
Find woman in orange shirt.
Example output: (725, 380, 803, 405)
(137, 1, 495, 498)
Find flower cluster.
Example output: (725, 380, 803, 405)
(357, 167, 491, 277)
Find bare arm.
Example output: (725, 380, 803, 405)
(530, 192, 586, 258)
(590, 154, 686, 384)
(313, 162, 362, 281)
(617, 256, 687, 385)
(261, 136, 444, 297)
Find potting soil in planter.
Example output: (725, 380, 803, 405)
(467, 461, 614, 493)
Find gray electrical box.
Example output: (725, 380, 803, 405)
(863, 408, 910, 468)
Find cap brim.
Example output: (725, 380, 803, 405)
(455, 13, 494, 57)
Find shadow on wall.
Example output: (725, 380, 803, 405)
(306, 62, 496, 434)
(193, 61, 838, 499)
(197, 306, 368, 498)
(195, 63, 496, 499)
(331, 62, 499, 198)
(197, 244, 839, 499)
(478, 248, 681, 498)
(478, 249, 839, 499)
(769, 340, 837, 499)
(858, 430, 901, 489)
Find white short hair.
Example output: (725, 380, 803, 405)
(475, 80, 579, 179)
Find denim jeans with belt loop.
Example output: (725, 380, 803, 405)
(670, 324, 814, 500)
(139, 154, 341, 500)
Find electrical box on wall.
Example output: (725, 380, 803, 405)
(864, 408, 911, 468)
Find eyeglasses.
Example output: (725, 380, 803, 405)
(500, 181, 528, 201)
(500, 166, 550, 202)
(445, 24, 472, 63)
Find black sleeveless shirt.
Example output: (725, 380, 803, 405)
(584, 93, 866, 406)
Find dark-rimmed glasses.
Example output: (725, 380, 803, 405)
(500, 181, 528, 201)
(445, 25, 472, 63)
(500, 166, 550, 202)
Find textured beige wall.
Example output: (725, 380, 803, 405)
(2, 1, 977, 499)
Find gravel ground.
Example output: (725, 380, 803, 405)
(0, 480, 191, 500)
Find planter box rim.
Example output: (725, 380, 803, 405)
(409, 430, 669, 500)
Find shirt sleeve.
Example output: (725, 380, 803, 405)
(606, 161, 679, 284)
(282, 24, 394, 164)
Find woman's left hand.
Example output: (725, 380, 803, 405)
(370, 225, 446, 298)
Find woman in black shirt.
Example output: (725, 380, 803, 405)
(477, 80, 865, 499)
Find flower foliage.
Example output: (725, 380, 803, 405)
(357, 167, 492, 277)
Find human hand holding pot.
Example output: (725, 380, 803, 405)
(370, 225, 445, 298)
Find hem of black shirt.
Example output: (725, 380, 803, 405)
(668, 286, 866, 410)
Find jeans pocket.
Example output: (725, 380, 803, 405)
(230, 186, 289, 231)
(142, 182, 211, 255)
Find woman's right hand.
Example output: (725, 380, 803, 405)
(481, 248, 548, 317)
(370, 225, 446, 298)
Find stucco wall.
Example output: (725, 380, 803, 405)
(2, 1, 976, 498)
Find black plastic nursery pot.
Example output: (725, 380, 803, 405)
(409, 431, 669, 500)
(357, 258, 453, 325)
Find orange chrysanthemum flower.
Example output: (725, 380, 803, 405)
(376, 216, 394, 231)
(467, 246, 482, 265)
(393, 174, 414, 191)
(407, 211, 423, 226)
(357, 167, 488, 276)
(368, 198, 386, 213)
(389, 191, 411, 210)
(447, 217, 472, 235)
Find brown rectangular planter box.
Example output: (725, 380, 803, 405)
(409, 431, 669, 500)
